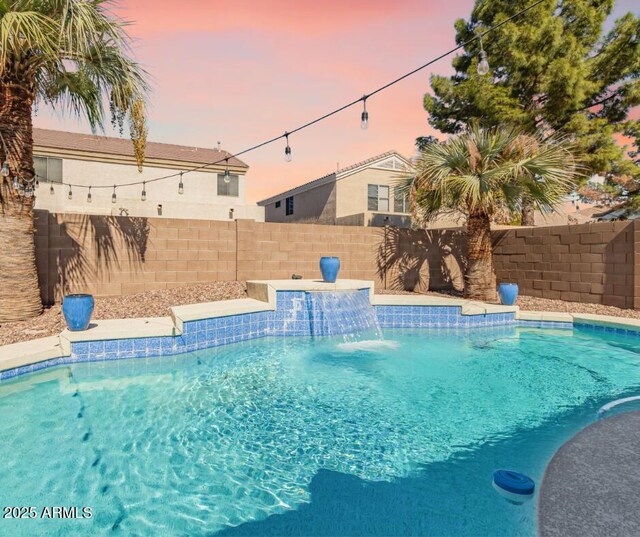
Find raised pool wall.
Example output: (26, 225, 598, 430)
(1, 279, 639, 382)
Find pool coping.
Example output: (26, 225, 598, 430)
(0, 279, 637, 376)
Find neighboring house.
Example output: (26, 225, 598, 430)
(258, 151, 414, 227)
(33, 128, 264, 221)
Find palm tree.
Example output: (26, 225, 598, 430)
(0, 0, 149, 322)
(401, 126, 580, 301)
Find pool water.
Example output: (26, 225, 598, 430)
(1, 325, 640, 536)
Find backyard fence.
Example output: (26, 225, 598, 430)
(34, 210, 638, 309)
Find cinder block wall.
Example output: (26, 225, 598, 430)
(34, 211, 236, 304)
(492, 221, 635, 309)
(34, 210, 638, 309)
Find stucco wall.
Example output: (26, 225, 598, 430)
(34, 157, 264, 222)
(261, 164, 411, 226)
(263, 180, 336, 223)
(34, 211, 639, 309)
(335, 167, 408, 218)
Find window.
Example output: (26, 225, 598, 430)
(285, 196, 294, 216)
(367, 184, 389, 212)
(275, 200, 281, 208)
(217, 174, 239, 197)
(34, 156, 62, 183)
(394, 186, 408, 213)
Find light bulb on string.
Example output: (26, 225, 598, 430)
(361, 96, 369, 130)
(1, 161, 9, 177)
(111, 185, 117, 204)
(477, 37, 490, 76)
(12, 176, 19, 189)
(68, 185, 73, 200)
(50, 183, 54, 195)
(223, 159, 231, 183)
(284, 133, 292, 162)
(178, 172, 184, 195)
(87, 186, 92, 203)
(141, 181, 146, 201)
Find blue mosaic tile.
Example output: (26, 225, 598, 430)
(518, 320, 573, 330)
(104, 340, 118, 356)
(118, 339, 134, 353)
(574, 322, 640, 337)
(88, 340, 105, 356)
(133, 338, 147, 353)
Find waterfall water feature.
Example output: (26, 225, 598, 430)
(305, 290, 383, 340)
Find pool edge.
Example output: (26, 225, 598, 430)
(2, 279, 639, 381)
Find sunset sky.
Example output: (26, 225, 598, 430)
(34, 0, 638, 203)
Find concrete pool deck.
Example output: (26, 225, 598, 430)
(539, 411, 640, 537)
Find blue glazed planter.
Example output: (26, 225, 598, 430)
(62, 294, 95, 331)
(498, 283, 519, 306)
(319, 256, 340, 283)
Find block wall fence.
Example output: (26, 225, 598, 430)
(33, 210, 638, 309)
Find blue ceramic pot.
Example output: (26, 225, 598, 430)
(62, 294, 95, 331)
(498, 283, 519, 306)
(319, 256, 340, 283)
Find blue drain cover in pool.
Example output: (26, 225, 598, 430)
(492, 470, 535, 495)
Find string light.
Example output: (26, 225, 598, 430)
(2, 0, 541, 200)
(223, 159, 231, 183)
(477, 37, 490, 76)
(87, 186, 92, 203)
(361, 96, 369, 130)
(284, 133, 292, 162)
(141, 181, 146, 201)
(12, 176, 19, 189)
(68, 185, 73, 200)
(111, 185, 117, 204)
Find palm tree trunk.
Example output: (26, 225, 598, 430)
(464, 211, 497, 302)
(0, 82, 43, 322)
(521, 197, 535, 226)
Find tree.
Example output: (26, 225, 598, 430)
(415, 135, 439, 152)
(423, 0, 640, 224)
(0, 0, 149, 322)
(400, 126, 580, 301)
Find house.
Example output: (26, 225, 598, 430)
(257, 151, 414, 227)
(33, 128, 264, 221)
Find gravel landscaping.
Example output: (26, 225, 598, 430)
(0, 281, 246, 347)
(0, 281, 637, 347)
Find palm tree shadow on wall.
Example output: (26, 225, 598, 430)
(376, 226, 466, 293)
(49, 212, 149, 303)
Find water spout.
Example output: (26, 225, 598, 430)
(306, 290, 382, 340)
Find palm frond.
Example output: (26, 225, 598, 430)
(1, 0, 149, 141)
(405, 126, 582, 222)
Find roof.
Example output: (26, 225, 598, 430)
(33, 128, 248, 169)
(257, 150, 411, 205)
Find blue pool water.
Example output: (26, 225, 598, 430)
(1, 325, 640, 536)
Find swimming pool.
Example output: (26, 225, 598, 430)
(1, 325, 639, 536)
